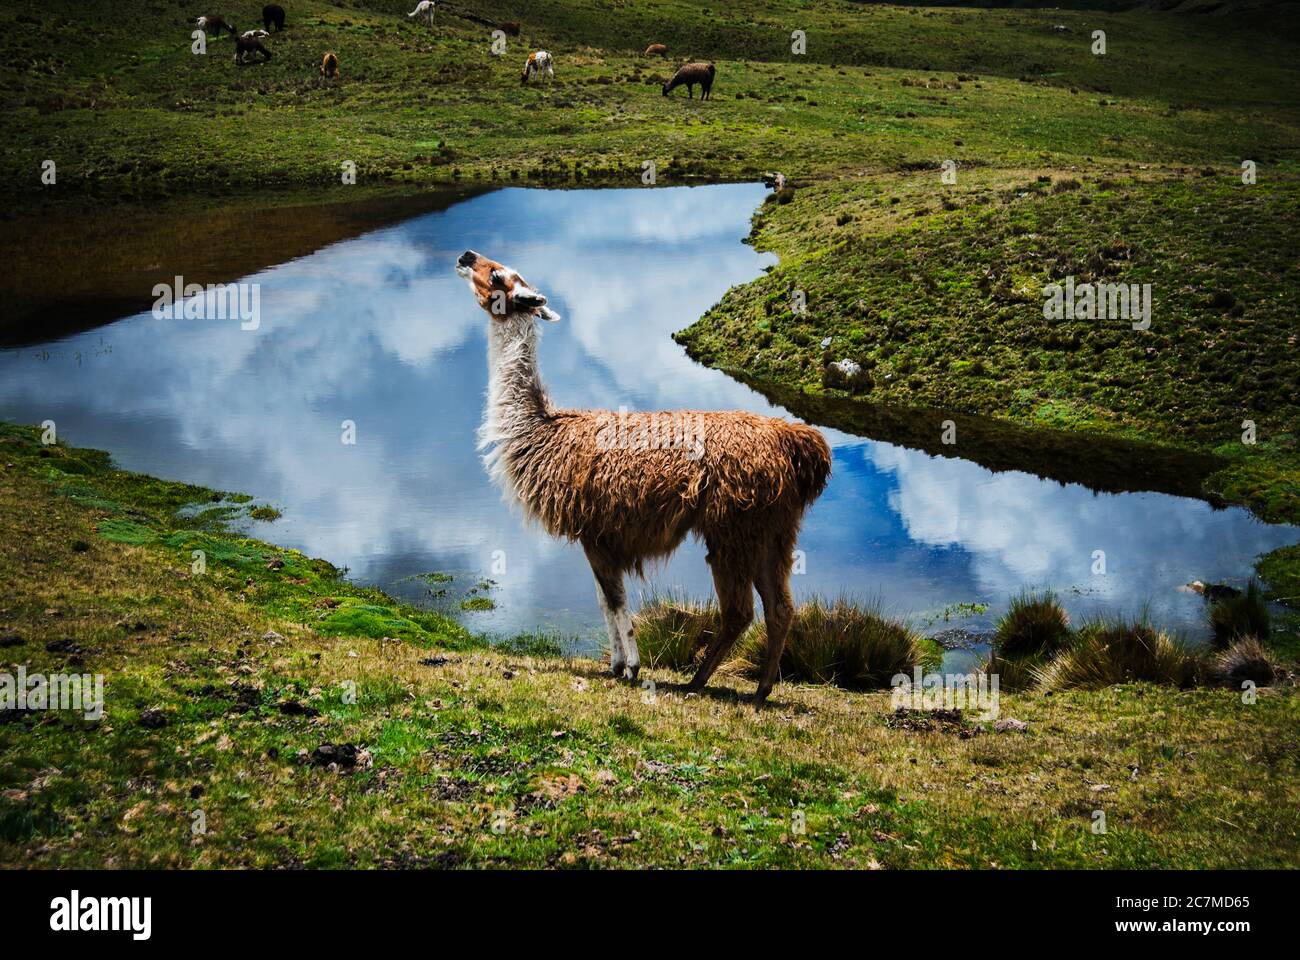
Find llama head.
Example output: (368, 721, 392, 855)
(456, 251, 560, 322)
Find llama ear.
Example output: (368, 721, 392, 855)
(537, 305, 561, 322)
(511, 284, 549, 309)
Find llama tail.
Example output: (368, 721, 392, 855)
(783, 423, 832, 508)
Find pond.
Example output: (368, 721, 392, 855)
(2, 183, 1295, 657)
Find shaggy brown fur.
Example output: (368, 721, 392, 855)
(320, 51, 339, 78)
(455, 250, 831, 704)
(499, 21, 521, 36)
(644, 43, 668, 57)
(663, 61, 715, 99)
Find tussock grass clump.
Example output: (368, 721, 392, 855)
(1208, 580, 1270, 648)
(1208, 636, 1281, 688)
(733, 597, 938, 689)
(981, 651, 1047, 692)
(994, 590, 1071, 658)
(1034, 618, 1201, 690)
(632, 594, 718, 670)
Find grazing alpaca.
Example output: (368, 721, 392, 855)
(195, 15, 236, 37)
(235, 32, 272, 64)
(320, 51, 339, 77)
(521, 50, 554, 84)
(454, 251, 831, 704)
(663, 61, 715, 99)
(262, 4, 285, 32)
(644, 43, 668, 57)
(241, 28, 270, 40)
(408, 0, 435, 25)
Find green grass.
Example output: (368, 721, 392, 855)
(2, 422, 1299, 867)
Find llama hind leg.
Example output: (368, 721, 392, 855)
(687, 552, 755, 692)
(752, 548, 795, 705)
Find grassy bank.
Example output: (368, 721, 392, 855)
(676, 170, 1300, 538)
(3, 422, 1300, 868)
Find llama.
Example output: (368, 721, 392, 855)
(499, 21, 521, 37)
(321, 51, 339, 77)
(235, 32, 271, 64)
(663, 61, 715, 99)
(262, 4, 285, 32)
(521, 50, 554, 84)
(644, 43, 668, 57)
(408, 1, 435, 25)
(454, 250, 831, 704)
(195, 15, 236, 37)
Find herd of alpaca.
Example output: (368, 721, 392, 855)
(455, 252, 831, 704)
(190, 10, 714, 103)
(195, 5, 282, 65)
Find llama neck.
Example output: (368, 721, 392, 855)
(482, 315, 551, 452)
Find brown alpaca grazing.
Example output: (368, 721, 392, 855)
(663, 61, 715, 99)
(644, 43, 668, 57)
(320, 51, 339, 78)
(455, 251, 831, 704)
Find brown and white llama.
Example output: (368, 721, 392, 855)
(195, 15, 236, 37)
(521, 50, 554, 84)
(455, 251, 831, 704)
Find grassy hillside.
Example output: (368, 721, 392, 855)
(2, 1, 1297, 194)
(3, 421, 1298, 868)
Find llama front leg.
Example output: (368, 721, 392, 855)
(585, 546, 637, 680)
(752, 556, 795, 705)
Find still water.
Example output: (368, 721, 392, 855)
(2, 184, 1295, 652)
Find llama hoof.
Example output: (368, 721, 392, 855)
(610, 663, 626, 679)
(624, 664, 640, 682)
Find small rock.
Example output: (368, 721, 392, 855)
(419, 656, 450, 667)
(262, 630, 284, 642)
(139, 709, 169, 729)
(820, 337, 833, 349)
(265, 558, 285, 571)
(45, 638, 82, 654)
(994, 718, 1029, 733)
